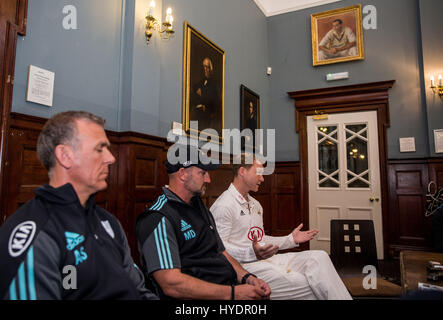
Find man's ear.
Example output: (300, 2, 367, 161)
(176, 167, 187, 182)
(54, 144, 74, 169)
(237, 166, 246, 177)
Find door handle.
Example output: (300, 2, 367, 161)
(370, 197, 380, 202)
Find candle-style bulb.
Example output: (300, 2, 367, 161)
(149, 1, 155, 16)
(166, 7, 172, 15)
(438, 74, 443, 87)
(431, 76, 435, 87)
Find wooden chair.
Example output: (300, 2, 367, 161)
(330, 219, 402, 298)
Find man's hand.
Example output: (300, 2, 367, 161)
(235, 283, 270, 300)
(291, 223, 318, 244)
(252, 234, 279, 260)
(245, 276, 271, 299)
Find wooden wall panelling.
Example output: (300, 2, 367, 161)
(271, 162, 304, 251)
(0, 0, 28, 221)
(0, 22, 18, 216)
(203, 165, 233, 209)
(0, 0, 28, 34)
(115, 133, 169, 262)
(428, 159, 443, 189)
(387, 160, 431, 256)
(271, 162, 299, 234)
(1, 114, 47, 223)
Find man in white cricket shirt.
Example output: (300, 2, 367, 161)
(318, 19, 358, 61)
(210, 154, 352, 300)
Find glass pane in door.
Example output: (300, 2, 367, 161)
(345, 124, 370, 188)
(317, 126, 339, 188)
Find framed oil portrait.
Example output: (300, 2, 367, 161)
(311, 5, 364, 66)
(240, 85, 259, 150)
(182, 21, 225, 143)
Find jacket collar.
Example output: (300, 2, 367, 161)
(162, 186, 184, 203)
(162, 186, 203, 207)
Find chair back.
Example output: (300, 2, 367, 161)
(330, 219, 378, 273)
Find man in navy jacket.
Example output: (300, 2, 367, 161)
(0, 111, 157, 300)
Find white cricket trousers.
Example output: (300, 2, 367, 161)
(242, 250, 352, 300)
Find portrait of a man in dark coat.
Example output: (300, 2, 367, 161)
(191, 57, 221, 134)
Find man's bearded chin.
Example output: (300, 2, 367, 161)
(198, 183, 208, 196)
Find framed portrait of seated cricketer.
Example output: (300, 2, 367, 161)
(311, 5, 365, 66)
(182, 21, 225, 143)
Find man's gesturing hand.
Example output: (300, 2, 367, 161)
(291, 223, 318, 244)
(252, 234, 279, 260)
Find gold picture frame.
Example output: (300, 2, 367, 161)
(182, 21, 225, 143)
(311, 5, 364, 67)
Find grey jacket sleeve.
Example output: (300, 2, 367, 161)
(4, 230, 62, 300)
(116, 220, 159, 300)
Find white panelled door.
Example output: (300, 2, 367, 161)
(307, 110, 384, 259)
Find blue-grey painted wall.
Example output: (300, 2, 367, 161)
(267, 0, 431, 161)
(12, 0, 125, 131)
(419, 0, 443, 157)
(10, 0, 443, 161)
(12, 0, 269, 140)
(126, 0, 269, 138)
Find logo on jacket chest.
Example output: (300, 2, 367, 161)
(8, 221, 37, 257)
(181, 220, 196, 241)
(65, 231, 88, 265)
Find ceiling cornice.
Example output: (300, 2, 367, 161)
(254, 0, 343, 17)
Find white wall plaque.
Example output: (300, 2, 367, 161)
(399, 137, 416, 153)
(26, 65, 55, 107)
(434, 129, 443, 153)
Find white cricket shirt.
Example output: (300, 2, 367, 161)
(210, 183, 298, 263)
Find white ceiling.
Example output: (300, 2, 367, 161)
(254, 0, 343, 17)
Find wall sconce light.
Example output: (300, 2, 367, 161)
(145, 1, 175, 44)
(430, 74, 443, 97)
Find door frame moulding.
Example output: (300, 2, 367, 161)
(288, 80, 395, 257)
(0, 0, 29, 219)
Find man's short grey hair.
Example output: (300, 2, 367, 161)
(37, 111, 106, 171)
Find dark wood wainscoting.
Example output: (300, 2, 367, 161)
(0, 0, 29, 222)
(429, 159, 443, 189)
(387, 159, 443, 257)
(0, 113, 304, 262)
